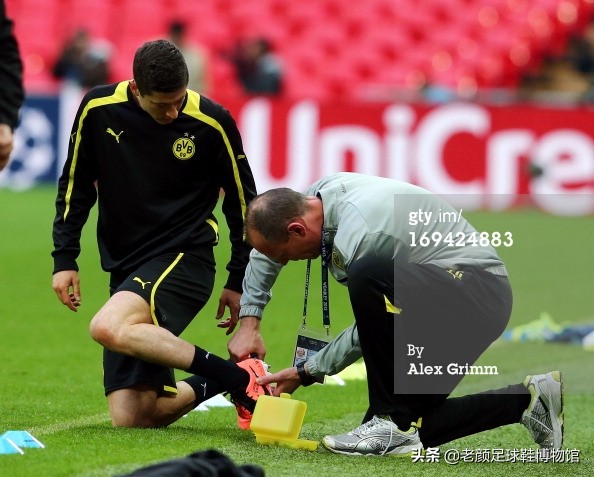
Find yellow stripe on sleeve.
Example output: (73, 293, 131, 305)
(206, 218, 219, 244)
(183, 91, 248, 219)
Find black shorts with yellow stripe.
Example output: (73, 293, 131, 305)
(103, 249, 215, 396)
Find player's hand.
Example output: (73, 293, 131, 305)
(227, 316, 266, 361)
(52, 270, 81, 312)
(215, 288, 241, 335)
(257, 367, 301, 396)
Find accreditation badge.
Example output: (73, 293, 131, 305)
(293, 327, 331, 367)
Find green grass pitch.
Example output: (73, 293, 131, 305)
(0, 186, 592, 476)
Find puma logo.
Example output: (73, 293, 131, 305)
(133, 277, 151, 289)
(446, 269, 464, 280)
(201, 382, 207, 397)
(106, 128, 124, 143)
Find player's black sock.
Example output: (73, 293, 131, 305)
(185, 346, 249, 391)
(182, 375, 225, 408)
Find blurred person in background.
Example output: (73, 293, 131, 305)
(566, 21, 594, 81)
(0, 0, 24, 172)
(167, 20, 209, 94)
(228, 37, 283, 95)
(52, 28, 112, 89)
(564, 21, 594, 103)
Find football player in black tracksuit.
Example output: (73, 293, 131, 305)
(51, 40, 271, 429)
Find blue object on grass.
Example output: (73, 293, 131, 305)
(502, 313, 594, 345)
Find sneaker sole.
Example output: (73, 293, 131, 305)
(321, 440, 422, 457)
(547, 370, 564, 449)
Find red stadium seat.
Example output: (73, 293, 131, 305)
(59, 0, 116, 40)
(11, 0, 594, 101)
(8, 0, 61, 90)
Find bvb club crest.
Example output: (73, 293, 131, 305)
(172, 133, 196, 160)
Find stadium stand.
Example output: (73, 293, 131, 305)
(6, 0, 594, 101)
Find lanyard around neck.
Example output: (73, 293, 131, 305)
(301, 226, 331, 336)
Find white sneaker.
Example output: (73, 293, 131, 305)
(322, 416, 422, 456)
(521, 371, 564, 449)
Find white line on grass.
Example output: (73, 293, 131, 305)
(28, 413, 110, 436)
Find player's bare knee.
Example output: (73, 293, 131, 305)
(89, 312, 117, 348)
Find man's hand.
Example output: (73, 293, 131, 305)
(52, 270, 81, 311)
(215, 288, 241, 335)
(0, 124, 14, 172)
(227, 316, 266, 361)
(256, 366, 302, 397)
